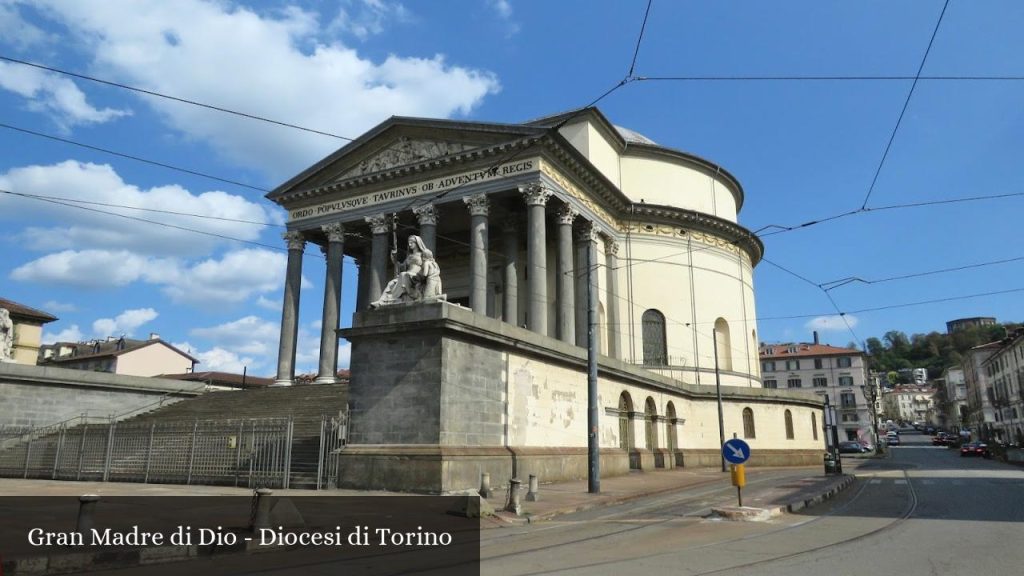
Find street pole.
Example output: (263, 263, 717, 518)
(713, 329, 726, 473)
(587, 255, 600, 493)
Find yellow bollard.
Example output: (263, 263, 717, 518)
(730, 464, 746, 488)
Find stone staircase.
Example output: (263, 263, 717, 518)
(121, 384, 348, 488)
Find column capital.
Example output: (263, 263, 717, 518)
(365, 213, 389, 235)
(321, 222, 345, 243)
(574, 221, 599, 244)
(413, 204, 439, 226)
(463, 194, 490, 217)
(556, 204, 578, 225)
(519, 182, 553, 206)
(283, 230, 306, 250)
(605, 237, 620, 256)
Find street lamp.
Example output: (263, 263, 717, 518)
(861, 383, 880, 455)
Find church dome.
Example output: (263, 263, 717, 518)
(614, 125, 658, 145)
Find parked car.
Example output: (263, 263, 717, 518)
(960, 442, 991, 458)
(839, 441, 869, 454)
(886, 434, 901, 446)
(932, 432, 954, 446)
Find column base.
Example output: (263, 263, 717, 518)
(313, 376, 338, 385)
(271, 379, 293, 387)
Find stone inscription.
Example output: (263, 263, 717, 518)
(289, 159, 539, 222)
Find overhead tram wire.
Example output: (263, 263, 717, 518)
(760, 256, 862, 346)
(819, 254, 1024, 291)
(0, 121, 270, 193)
(0, 55, 353, 141)
(2, 187, 325, 260)
(860, 0, 949, 210)
(0, 189, 282, 228)
(627, 0, 654, 80)
(632, 74, 1024, 82)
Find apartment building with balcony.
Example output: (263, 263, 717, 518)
(980, 329, 1024, 444)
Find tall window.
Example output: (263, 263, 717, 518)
(812, 413, 818, 440)
(714, 318, 732, 370)
(742, 407, 756, 439)
(762, 361, 776, 372)
(787, 378, 802, 388)
(786, 359, 800, 370)
(840, 392, 856, 408)
(838, 376, 854, 387)
(764, 379, 778, 389)
(837, 357, 852, 368)
(784, 410, 794, 439)
(642, 309, 667, 366)
(812, 377, 828, 388)
(618, 392, 633, 450)
(644, 397, 658, 450)
(814, 358, 823, 369)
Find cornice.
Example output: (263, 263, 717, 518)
(628, 204, 764, 265)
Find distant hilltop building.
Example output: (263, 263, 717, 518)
(946, 317, 996, 334)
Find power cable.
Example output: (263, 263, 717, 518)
(0, 121, 269, 192)
(820, 255, 1024, 291)
(860, 0, 949, 210)
(634, 75, 1024, 82)
(0, 54, 353, 141)
(627, 0, 654, 79)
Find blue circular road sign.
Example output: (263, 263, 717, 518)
(723, 438, 751, 464)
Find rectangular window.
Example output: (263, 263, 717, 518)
(813, 377, 828, 388)
(787, 378, 802, 388)
(762, 361, 775, 372)
(840, 392, 856, 408)
(838, 376, 854, 387)
(837, 357, 852, 368)
(786, 360, 800, 371)
(764, 379, 778, 389)
(814, 358, 823, 369)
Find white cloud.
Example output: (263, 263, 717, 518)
(0, 161, 273, 256)
(11, 247, 293, 307)
(92, 307, 158, 337)
(488, 0, 520, 37)
(0, 60, 130, 130)
(42, 300, 76, 313)
(328, 0, 410, 40)
(256, 295, 279, 311)
(42, 324, 84, 344)
(191, 315, 279, 357)
(29, 0, 500, 178)
(185, 316, 345, 376)
(173, 341, 255, 373)
(0, 2, 56, 50)
(805, 314, 859, 332)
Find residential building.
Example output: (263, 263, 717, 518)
(760, 334, 869, 443)
(962, 341, 1001, 441)
(883, 385, 935, 425)
(980, 328, 1024, 444)
(39, 334, 197, 377)
(0, 297, 58, 365)
(941, 367, 968, 432)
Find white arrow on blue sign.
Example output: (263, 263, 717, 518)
(722, 438, 750, 464)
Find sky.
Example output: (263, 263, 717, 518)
(1, 0, 1021, 377)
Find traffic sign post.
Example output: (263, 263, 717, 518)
(722, 439, 750, 507)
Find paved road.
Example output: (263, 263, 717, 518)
(478, 429, 1024, 575)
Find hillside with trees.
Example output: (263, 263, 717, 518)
(865, 323, 1020, 382)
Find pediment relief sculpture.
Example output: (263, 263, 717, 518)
(337, 138, 478, 180)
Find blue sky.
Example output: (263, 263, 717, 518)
(1, 0, 1021, 376)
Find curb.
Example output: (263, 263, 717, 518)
(709, 474, 856, 521)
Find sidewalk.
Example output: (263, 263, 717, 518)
(482, 458, 869, 526)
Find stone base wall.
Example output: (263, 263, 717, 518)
(681, 448, 822, 468)
(0, 363, 204, 428)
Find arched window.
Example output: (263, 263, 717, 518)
(812, 413, 818, 440)
(742, 407, 756, 439)
(644, 397, 658, 450)
(642, 309, 667, 366)
(666, 401, 678, 453)
(714, 318, 732, 371)
(618, 392, 634, 450)
(785, 409, 794, 440)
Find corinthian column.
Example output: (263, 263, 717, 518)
(556, 204, 578, 344)
(316, 223, 344, 384)
(464, 194, 490, 315)
(365, 214, 389, 305)
(502, 220, 518, 325)
(275, 230, 305, 386)
(413, 204, 439, 254)
(520, 183, 552, 335)
(605, 237, 622, 359)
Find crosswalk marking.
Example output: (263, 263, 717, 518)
(894, 480, 907, 485)
(870, 479, 881, 484)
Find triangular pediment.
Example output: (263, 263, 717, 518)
(334, 137, 480, 181)
(268, 117, 546, 203)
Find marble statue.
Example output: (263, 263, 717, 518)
(0, 308, 13, 362)
(370, 235, 443, 308)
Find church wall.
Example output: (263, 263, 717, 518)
(557, 121, 622, 187)
(619, 156, 738, 222)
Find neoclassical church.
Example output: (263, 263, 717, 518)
(267, 108, 823, 492)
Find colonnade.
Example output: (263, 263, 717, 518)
(274, 182, 623, 385)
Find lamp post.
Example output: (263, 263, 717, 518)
(861, 382, 880, 455)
